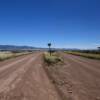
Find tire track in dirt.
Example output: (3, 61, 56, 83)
(0, 55, 32, 79)
(0, 54, 37, 93)
(0, 53, 61, 100)
(60, 52, 100, 100)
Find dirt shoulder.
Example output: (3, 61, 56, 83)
(43, 52, 100, 100)
(0, 53, 61, 100)
(43, 54, 73, 100)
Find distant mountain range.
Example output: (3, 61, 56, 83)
(0, 45, 40, 51)
(0, 45, 80, 51)
(0, 45, 69, 51)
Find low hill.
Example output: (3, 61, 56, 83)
(0, 45, 37, 51)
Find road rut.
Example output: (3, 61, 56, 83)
(0, 53, 61, 100)
(60, 53, 100, 100)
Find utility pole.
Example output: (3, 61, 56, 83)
(48, 43, 51, 56)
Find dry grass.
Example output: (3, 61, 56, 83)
(0, 51, 31, 61)
(44, 52, 63, 65)
(65, 51, 100, 60)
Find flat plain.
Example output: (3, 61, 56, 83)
(0, 52, 100, 100)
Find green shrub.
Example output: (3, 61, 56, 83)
(44, 52, 62, 65)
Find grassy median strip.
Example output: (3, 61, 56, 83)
(0, 51, 31, 61)
(44, 52, 63, 65)
(43, 52, 69, 100)
(65, 51, 100, 60)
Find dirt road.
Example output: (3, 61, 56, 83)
(0, 53, 61, 100)
(1, 52, 100, 100)
(59, 53, 100, 100)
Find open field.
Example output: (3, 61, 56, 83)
(0, 51, 32, 61)
(65, 51, 100, 60)
(0, 51, 100, 100)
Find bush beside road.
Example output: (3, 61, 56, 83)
(44, 52, 63, 65)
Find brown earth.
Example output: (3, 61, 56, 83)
(0, 52, 61, 100)
(0, 52, 100, 100)
(44, 52, 100, 100)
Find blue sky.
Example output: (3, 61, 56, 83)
(0, 0, 100, 49)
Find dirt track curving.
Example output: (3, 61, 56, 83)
(0, 52, 100, 100)
(0, 52, 61, 100)
(52, 52, 100, 100)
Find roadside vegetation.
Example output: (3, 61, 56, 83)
(0, 51, 32, 61)
(44, 52, 63, 65)
(65, 50, 100, 60)
(44, 43, 63, 65)
(43, 52, 69, 100)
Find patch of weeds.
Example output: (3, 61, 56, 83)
(44, 52, 63, 65)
